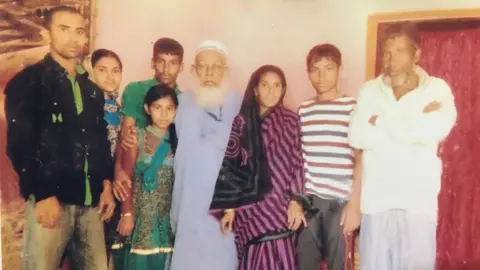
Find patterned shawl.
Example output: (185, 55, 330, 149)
(209, 86, 274, 211)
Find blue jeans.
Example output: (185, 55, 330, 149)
(23, 196, 108, 270)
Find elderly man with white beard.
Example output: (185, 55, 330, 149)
(114, 40, 272, 269)
(169, 40, 243, 270)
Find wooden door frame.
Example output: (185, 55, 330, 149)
(89, 0, 98, 52)
(365, 8, 480, 80)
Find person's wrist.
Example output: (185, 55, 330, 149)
(103, 180, 112, 189)
(290, 199, 302, 207)
(347, 197, 361, 209)
(121, 212, 132, 218)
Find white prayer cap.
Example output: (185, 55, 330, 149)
(195, 40, 228, 58)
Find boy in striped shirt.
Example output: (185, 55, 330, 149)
(294, 44, 362, 270)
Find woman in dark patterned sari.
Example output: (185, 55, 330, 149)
(219, 65, 306, 270)
(112, 84, 178, 270)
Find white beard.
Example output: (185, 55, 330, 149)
(194, 86, 228, 109)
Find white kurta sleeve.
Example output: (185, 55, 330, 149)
(348, 82, 392, 150)
(376, 79, 457, 146)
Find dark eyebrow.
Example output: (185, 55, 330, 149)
(96, 65, 121, 70)
(57, 24, 85, 31)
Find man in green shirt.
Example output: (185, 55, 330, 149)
(112, 38, 184, 215)
(5, 6, 115, 270)
(121, 37, 184, 129)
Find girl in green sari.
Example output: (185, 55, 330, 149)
(112, 84, 178, 270)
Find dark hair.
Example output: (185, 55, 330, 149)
(306, 43, 342, 69)
(153, 38, 184, 61)
(44, 5, 82, 29)
(381, 21, 421, 48)
(243, 65, 287, 110)
(92, 49, 123, 70)
(144, 84, 179, 153)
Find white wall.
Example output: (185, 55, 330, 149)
(94, 0, 479, 109)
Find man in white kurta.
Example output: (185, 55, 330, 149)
(170, 41, 242, 270)
(349, 22, 457, 270)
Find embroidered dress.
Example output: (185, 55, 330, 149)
(113, 126, 174, 270)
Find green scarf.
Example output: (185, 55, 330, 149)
(134, 126, 171, 192)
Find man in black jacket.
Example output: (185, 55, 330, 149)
(5, 6, 115, 270)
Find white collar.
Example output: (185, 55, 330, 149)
(377, 66, 432, 94)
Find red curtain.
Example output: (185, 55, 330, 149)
(376, 23, 480, 269)
(421, 28, 480, 270)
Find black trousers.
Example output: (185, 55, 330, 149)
(296, 195, 346, 270)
